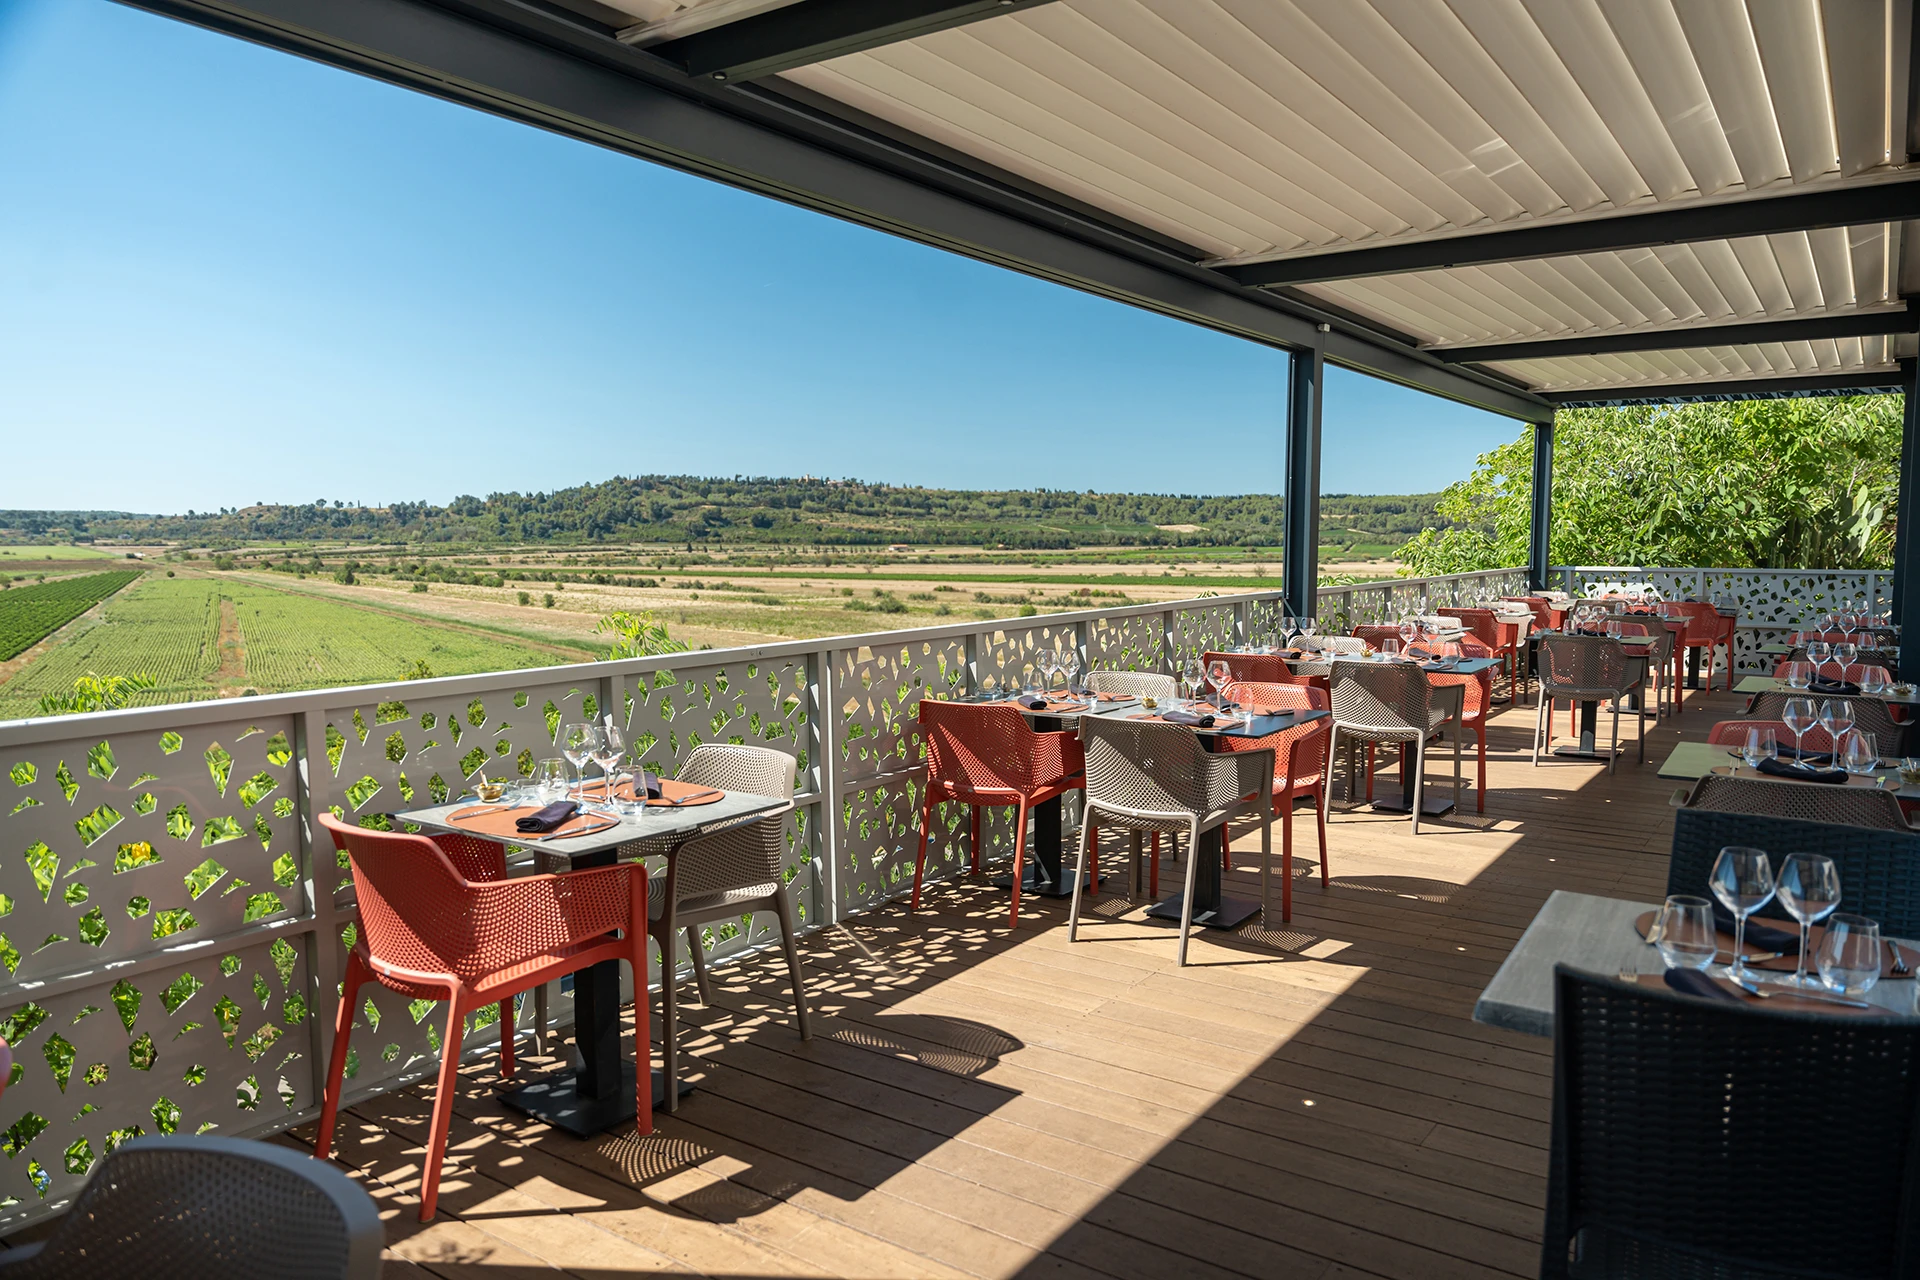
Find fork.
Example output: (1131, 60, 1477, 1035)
(1889, 939, 1912, 976)
(1728, 973, 1874, 1009)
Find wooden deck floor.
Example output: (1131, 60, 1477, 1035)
(303, 687, 1735, 1279)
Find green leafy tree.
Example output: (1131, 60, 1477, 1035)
(1396, 396, 1899, 574)
(597, 610, 690, 659)
(37, 671, 157, 716)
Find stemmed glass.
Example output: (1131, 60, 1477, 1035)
(1741, 725, 1776, 771)
(1036, 648, 1059, 696)
(1781, 696, 1816, 760)
(1709, 846, 1776, 985)
(1181, 655, 1205, 703)
(1398, 617, 1419, 652)
(1776, 853, 1842, 988)
(592, 722, 627, 814)
(1300, 615, 1319, 645)
(1818, 699, 1854, 755)
(1806, 639, 1831, 677)
(561, 722, 601, 798)
(1834, 641, 1859, 673)
(1816, 915, 1882, 998)
(1208, 658, 1233, 715)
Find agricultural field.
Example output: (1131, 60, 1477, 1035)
(0, 570, 144, 660)
(0, 575, 571, 719)
(0, 545, 119, 562)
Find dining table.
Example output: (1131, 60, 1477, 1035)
(1533, 630, 1655, 760)
(394, 787, 788, 1137)
(1733, 675, 1920, 705)
(974, 691, 1328, 930)
(1476, 890, 1919, 1037)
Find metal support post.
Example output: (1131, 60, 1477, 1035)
(1283, 333, 1325, 621)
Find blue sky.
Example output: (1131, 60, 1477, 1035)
(0, 0, 1525, 514)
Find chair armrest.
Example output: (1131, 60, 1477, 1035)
(461, 862, 643, 974)
(1032, 729, 1084, 784)
(1205, 747, 1273, 809)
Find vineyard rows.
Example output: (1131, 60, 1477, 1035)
(0, 570, 143, 661)
(0, 578, 221, 715)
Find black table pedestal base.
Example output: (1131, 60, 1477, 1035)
(1369, 792, 1459, 817)
(499, 1062, 691, 1139)
(991, 864, 1104, 899)
(1145, 893, 1260, 930)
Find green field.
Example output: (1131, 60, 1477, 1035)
(0, 570, 144, 659)
(0, 545, 119, 561)
(0, 576, 569, 718)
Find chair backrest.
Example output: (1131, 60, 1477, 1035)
(1086, 669, 1176, 701)
(1351, 625, 1400, 651)
(1309, 634, 1369, 655)
(319, 813, 476, 978)
(1667, 808, 1920, 937)
(1078, 715, 1208, 819)
(1502, 595, 1558, 630)
(1436, 607, 1498, 648)
(1683, 773, 1910, 831)
(6, 1135, 384, 1278)
(1219, 683, 1330, 776)
(670, 744, 797, 898)
(1747, 692, 1902, 745)
(918, 700, 1040, 793)
(1670, 600, 1723, 645)
(1201, 651, 1292, 685)
(1544, 967, 1920, 1280)
(1537, 634, 1629, 694)
(1705, 718, 1837, 753)
(1224, 681, 1327, 715)
(1328, 659, 1431, 734)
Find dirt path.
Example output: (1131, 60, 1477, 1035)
(209, 595, 248, 696)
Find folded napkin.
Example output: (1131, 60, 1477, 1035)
(1708, 901, 1801, 953)
(1757, 757, 1848, 785)
(1160, 709, 1216, 727)
(1664, 968, 1740, 1001)
(1015, 695, 1048, 710)
(637, 770, 663, 800)
(1779, 747, 1833, 766)
(1808, 678, 1862, 696)
(515, 800, 579, 833)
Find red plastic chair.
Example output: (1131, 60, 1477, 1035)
(1441, 607, 1523, 703)
(1218, 682, 1331, 921)
(1351, 624, 1401, 651)
(1504, 595, 1565, 632)
(1422, 638, 1494, 812)
(1672, 602, 1732, 694)
(315, 814, 651, 1221)
(1201, 651, 1304, 687)
(911, 701, 1085, 928)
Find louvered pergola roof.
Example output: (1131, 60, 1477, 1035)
(138, 0, 1920, 414)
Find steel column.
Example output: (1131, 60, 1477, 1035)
(1283, 338, 1325, 620)
(1896, 361, 1920, 678)
(1529, 421, 1555, 592)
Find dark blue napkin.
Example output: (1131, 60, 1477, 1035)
(515, 800, 579, 833)
(1757, 757, 1848, 785)
(638, 771, 662, 800)
(1015, 695, 1048, 710)
(1808, 678, 1861, 696)
(1708, 900, 1800, 953)
(1664, 968, 1740, 1001)
(1161, 709, 1215, 727)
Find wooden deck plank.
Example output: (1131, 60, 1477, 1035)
(322, 690, 1747, 1277)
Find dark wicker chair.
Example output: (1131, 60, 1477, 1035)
(1683, 772, 1911, 831)
(1745, 691, 1905, 756)
(1544, 965, 1920, 1279)
(0, 1135, 383, 1277)
(1666, 808, 1920, 938)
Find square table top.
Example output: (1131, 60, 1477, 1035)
(958, 692, 1331, 740)
(1656, 741, 1920, 795)
(1474, 890, 1918, 1037)
(1733, 675, 1920, 704)
(394, 791, 788, 861)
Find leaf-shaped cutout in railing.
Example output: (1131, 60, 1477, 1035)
(262, 731, 292, 768)
(158, 732, 182, 756)
(350, 709, 368, 745)
(151, 908, 196, 940)
(85, 741, 115, 782)
(383, 731, 406, 764)
(54, 761, 76, 804)
(199, 817, 243, 848)
(237, 772, 277, 809)
(183, 859, 227, 899)
(7, 763, 32, 786)
(108, 980, 140, 1032)
(74, 805, 122, 847)
(24, 842, 58, 902)
(203, 744, 232, 797)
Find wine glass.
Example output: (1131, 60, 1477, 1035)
(1709, 846, 1776, 985)
(1781, 697, 1816, 759)
(592, 722, 627, 813)
(1806, 640, 1831, 676)
(1835, 641, 1859, 672)
(1815, 914, 1881, 997)
(1845, 730, 1879, 777)
(1207, 658, 1233, 713)
(1777, 853, 1842, 988)
(1301, 615, 1318, 644)
(1397, 617, 1419, 652)
(1818, 699, 1854, 753)
(561, 722, 600, 797)
(1181, 656, 1205, 703)
(1741, 725, 1776, 771)
(1036, 648, 1059, 696)
(1654, 895, 1718, 971)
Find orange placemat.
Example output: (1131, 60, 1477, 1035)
(575, 778, 727, 808)
(1620, 972, 1884, 1015)
(445, 804, 619, 841)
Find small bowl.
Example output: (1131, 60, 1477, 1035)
(1896, 684, 1915, 697)
(1900, 767, 1920, 790)
(1141, 697, 1159, 710)
(474, 781, 506, 802)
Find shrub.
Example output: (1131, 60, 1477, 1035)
(1017, 603, 1037, 617)
(412, 582, 429, 593)
(543, 594, 556, 608)
(934, 603, 952, 616)
(933, 585, 956, 593)
(517, 591, 531, 606)
(873, 596, 907, 614)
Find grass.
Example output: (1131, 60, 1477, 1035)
(0, 545, 119, 561)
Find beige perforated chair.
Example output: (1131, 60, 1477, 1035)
(632, 744, 810, 1109)
(1327, 659, 1458, 834)
(1534, 634, 1644, 771)
(1069, 716, 1271, 967)
(1086, 669, 1177, 700)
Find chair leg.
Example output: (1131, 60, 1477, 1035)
(1087, 820, 1099, 897)
(1608, 699, 1620, 774)
(314, 953, 366, 1162)
(658, 920, 683, 1113)
(1149, 831, 1160, 897)
(1175, 821, 1202, 968)
(1314, 783, 1329, 884)
(1068, 808, 1093, 943)
(1410, 735, 1425, 835)
(1008, 797, 1030, 929)
(532, 983, 549, 1057)
(773, 884, 812, 1040)
(418, 994, 469, 1222)
(1533, 694, 1548, 765)
(629, 939, 654, 1138)
(1474, 727, 1487, 813)
(970, 804, 981, 876)
(1280, 800, 1293, 923)
(910, 788, 936, 912)
(686, 928, 713, 1006)
(498, 998, 515, 1080)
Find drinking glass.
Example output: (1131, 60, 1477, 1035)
(1380, 638, 1401, 660)
(1815, 914, 1881, 997)
(1709, 846, 1776, 984)
(592, 723, 627, 813)
(1784, 660, 1811, 690)
(1398, 618, 1418, 651)
(1181, 656, 1205, 703)
(1781, 697, 1816, 759)
(1818, 699, 1854, 752)
(1740, 725, 1776, 770)
(1862, 665, 1888, 695)
(1036, 648, 1058, 696)
(1301, 616, 1318, 643)
(1776, 853, 1842, 988)
(1654, 896, 1718, 971)
(561, 722, 600, 796)
(1845, 730, 1879, 776)
(1208, 658, 1233, 713)
(1807, 640, 1832, 675)
(1835, 642, 1859, 671)
(537, 757, 568, 804)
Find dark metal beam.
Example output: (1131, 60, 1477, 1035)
(1544, 370, 1906, 407)
(644, 0, 1059, 83)
(1896, 360, 1920, 678)
(1528, 423, 1554, 593)
(1434, 307, 1919, 365)
(1283, 336, 1325, 622)
(120, 0, 1556, 425)
(1223, 181, 1920, 289)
